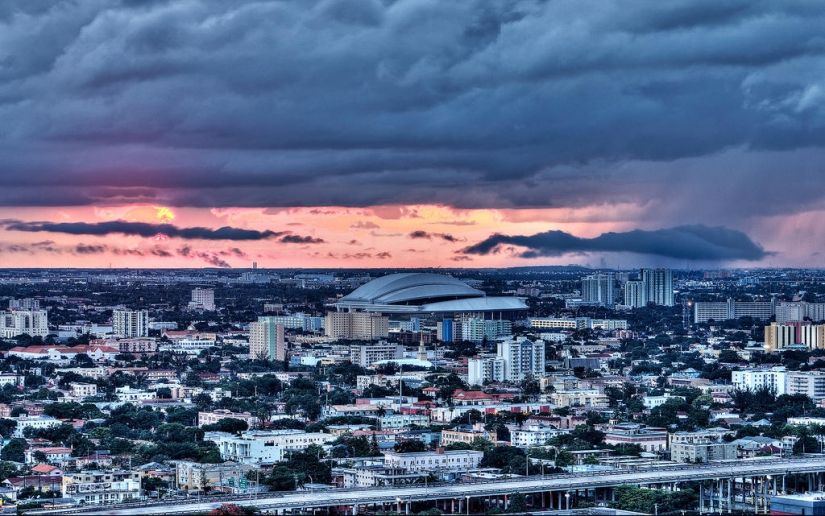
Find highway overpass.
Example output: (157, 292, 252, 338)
(29, 456, 825, 515)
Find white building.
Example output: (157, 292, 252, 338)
(207, 431, 286, 464)
(581, 273, 615, 306)
(12, 416, 62, 437)
(497, 337, 545, 382)
(62, 470, 141, 504)
(786, 371, 825, 403)
(623, 281, 647, 309)
(378, 414, 430, 430)
(731, 368, 787, 396)
(190, 288, 216, 311)
(642, 268, 674, 307)
(800, 325, 825, 350)
(0, 309, 49, 338)
(112, 309, 148, 338)
(383, 449, 483, 473)
(510, 423, 563, 448)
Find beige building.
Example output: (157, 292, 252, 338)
(765, 322, 795, 352)
(69, 382, 98, 398)
(249, 319, 285, 361)
(800, 325, 825, 350)
(441, 425, 494, 447)
(326, 311, 389, 340)
(175, 461, 255, 491)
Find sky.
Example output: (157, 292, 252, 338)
(1, 0, 825, 269)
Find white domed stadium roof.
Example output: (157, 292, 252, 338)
(336, 273, 527, 314)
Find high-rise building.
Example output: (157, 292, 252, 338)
(325, 312, 389, 340)
(642, 268, 674, 307)
(581, 273, 615, 306)
(437, 319, 454, 342)
(623, 281, 647, 309)
(497, 337, 545, 383)
(800, 325, 825, 350)
(9, 298, 40, 310)
(786, 371, 825, 403)
(0, 309, 49, 338)
(249, 319, 285, 361)
(776, 302, 825, 324)
(461, 318, 512, 342)
(765, 322, 795, 352)
(112, 309, 148, 338)
(191, 288, 216, 311)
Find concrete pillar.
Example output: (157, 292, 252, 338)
(700, 483, 704, 514)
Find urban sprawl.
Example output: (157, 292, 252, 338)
(0, 267, 825, 515)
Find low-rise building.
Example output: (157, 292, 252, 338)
(510, 423, 564, 448)
(70, 382, 98, 398)
(198, 409, 257, 428)
(441, 425, 494, 447)
(25, 447, 72, 465)
(383, 449, 483, 473)
(175, 461, 255, 491)
(335, 466, 427, 488)
(12, 416, 62, 438)
(62, 470, 141, 504)
(603, 424, 667, 453)
(379, 414, 430, 430)
(671, 440, 737, 463)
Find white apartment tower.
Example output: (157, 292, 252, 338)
(249, 318, 286, 361)
(623, 281, 648, 308)
(191, 288, 216, 311)
(581, 273, 615, 306)
(112, 309, 149, 338)
(642, 268, 674, 307)
(497, 337, 545, 382)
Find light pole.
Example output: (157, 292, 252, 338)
(526, 451, 530, 477)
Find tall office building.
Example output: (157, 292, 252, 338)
(623, 280, 648, 308)
(581, 273, 615, 306)
(191, 288, 216, 311)
(249, 319, 285, 361)
(112, 309, 149, 338)
(765, 322, 795, 352)
(642, 268, 674, 307)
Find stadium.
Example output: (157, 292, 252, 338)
(335, 273, 528, 318)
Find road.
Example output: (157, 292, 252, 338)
(29, 456, 825, 515)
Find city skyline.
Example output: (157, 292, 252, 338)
(3, 2, 825, 268)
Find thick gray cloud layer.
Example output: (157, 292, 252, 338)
(1, 1, 825, 222)
(0, 219, 307, 241)
(460, 225, 770, 261)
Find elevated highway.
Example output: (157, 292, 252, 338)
(30, 456, 825, 515)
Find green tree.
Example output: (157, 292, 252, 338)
(0, 438, 26, 463)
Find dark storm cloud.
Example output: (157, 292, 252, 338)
(1, 1, 825, 221)
(279, 235, 326, 244)
(408, 230, 461, 242)
(460, 225, 770, 261)
(0, 220, 285, 241)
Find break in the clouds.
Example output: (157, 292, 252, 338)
(1, 220, 289, 241)
(1, 1, 825, 226)
(460, 225, 770, 261)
